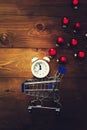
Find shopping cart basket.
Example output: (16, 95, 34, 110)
(21, 66, 66, 113)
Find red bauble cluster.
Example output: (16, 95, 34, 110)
(48, 0, 86, 65)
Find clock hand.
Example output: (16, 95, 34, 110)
(39, 64, 42, 70)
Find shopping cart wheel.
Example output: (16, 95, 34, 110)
(55, 107, 61, 115)
(30, 100, 37, 106)
(28, 100, 36, 113)
(28, 105, 43, 113)
(28, 106, 32, 113)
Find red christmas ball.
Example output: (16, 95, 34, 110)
(59, 56, 67, 63)
(78, 51, 85, 58)
(62, 17, 69, 25)
(48, 48, 57, 56)
(75, 22, 81, 28)
(57, 36, 64, 44)
(71, 38, 78, 46)
(72, 0, 79, 6)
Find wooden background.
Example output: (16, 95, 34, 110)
(0, 0, 87, 130)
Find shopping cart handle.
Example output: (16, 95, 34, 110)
(58, 66, 66, 74)
(21, 83, 25, 93)
(21, 82, 30, 93)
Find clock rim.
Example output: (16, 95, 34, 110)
(31, 59, 50, 78)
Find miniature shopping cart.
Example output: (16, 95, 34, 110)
(21, 66, 66, 113)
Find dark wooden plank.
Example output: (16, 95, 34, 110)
(0, 77, 87, 129)
(0, 0, 87, 5)
(16, 5, 87, 18)
(16, 0, 87, 8)
(0, 1, 86, 18)
(0, 77, 32, 130)
(0, 77, 27, 97)
(0, 0, 15, 3)
(15, 0, 87, 19)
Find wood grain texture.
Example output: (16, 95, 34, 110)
(0, 48, 87, 78)
(0, 1, 86, 48)
(0, 17, 87, 48)
(0, 48, 49, 77)
(0, 0, 86, 17)
(0, 48, 59, 77)
(0, 77, 32, 130)
(0, 17, 61, 48)
(0, 0, 87, 130)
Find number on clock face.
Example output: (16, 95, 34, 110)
(31, 60, 50, 78)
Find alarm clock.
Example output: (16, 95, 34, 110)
(31, 57, 50, 78)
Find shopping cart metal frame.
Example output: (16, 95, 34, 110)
(21, 66, 66, 114)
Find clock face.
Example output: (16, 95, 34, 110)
(31, 60, 50, 78)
